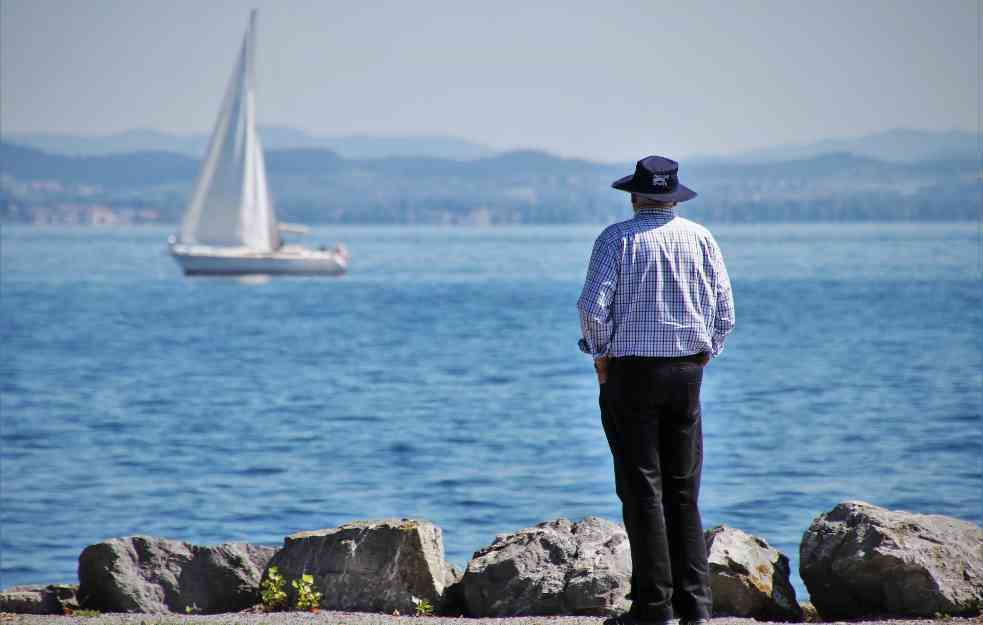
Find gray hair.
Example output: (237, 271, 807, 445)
(632, 193, 677, 211)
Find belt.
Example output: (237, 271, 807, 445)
(612, 352, 706, 364)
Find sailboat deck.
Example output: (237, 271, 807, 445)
(171, 244, 341, 260)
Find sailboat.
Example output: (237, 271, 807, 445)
(169, 10, 348, 276)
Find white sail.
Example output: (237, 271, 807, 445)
(179, 10, 280, 251)
(169, 10, 348, 277)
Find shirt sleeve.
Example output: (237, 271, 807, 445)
(577, 232, 619, 358)
(710, 237, 735, 357)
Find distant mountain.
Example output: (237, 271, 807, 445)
(2, 129, 205, 158)
(3, 127, 496, 161)
(737, 128, 979, 163)
(0, 142, 198, 186)
(7, 127, 977, 164)
(1, 142, 977, 225)
(315, 134, 495, 160)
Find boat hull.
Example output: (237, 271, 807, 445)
(171, 246, 347, 276)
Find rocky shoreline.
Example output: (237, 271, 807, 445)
(2, 501, 981, 622)
(4, 612, 983, 625)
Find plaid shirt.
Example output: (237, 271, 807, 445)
(577, 207, 735, 359)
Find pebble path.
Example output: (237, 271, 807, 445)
(3, 613, 981, 625)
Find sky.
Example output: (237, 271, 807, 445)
(1, 0, 979, 162)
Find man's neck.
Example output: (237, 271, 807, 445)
(634, 206, 676, 216)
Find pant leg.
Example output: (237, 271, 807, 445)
(659, 362, 712, 620)
(599, 380, 641, 601)
(606, 359, 675, 621)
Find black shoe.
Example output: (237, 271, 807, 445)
(603, 614, 672, 625)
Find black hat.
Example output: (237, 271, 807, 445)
(611, 155, 697, 203)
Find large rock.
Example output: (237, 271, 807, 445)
(461, 517, 631, 617)
(800, 501, 983, 618)
(705, 525, 802, 621)
(0, 584, 79, 614)
(265, 518, 457, 614)
(77, 536, 276, 613)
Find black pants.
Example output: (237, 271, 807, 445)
(600, 355, 712, 621)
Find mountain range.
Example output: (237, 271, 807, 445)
(6, 127, 977, 163)
(1, 128, 979, 225)
(735, 128, 978, 163)
(4, 127, 496, 161)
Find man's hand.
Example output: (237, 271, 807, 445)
(699, 352, 711, 366)
(594, 356, 610, 385)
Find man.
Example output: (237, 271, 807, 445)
(577, 155, 735, 625)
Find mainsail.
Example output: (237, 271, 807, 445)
(179, 10, 280, 251)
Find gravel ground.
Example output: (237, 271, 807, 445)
(3, 613, 981, 625)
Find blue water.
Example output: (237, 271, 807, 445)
(1, 222, 981, 602)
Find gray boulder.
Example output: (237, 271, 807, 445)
(0, 586, 47, 615)
(800, 501, 983, 618)
(77, 536, 276, 613)
(705, 525, 802, 621)
(0, 584, 79, 614)
(265, 518, 456, 614)
(461, 516, 631, 617)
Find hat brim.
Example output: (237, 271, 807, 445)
(612, 174, 698, 203)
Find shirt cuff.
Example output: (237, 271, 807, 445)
(711, 337, 726, 358)
(578, 338, 609, 359)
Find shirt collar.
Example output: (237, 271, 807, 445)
(634, 207, 676, 223)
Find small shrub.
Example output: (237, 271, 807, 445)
(66, 609, 101, 617)
(412, 596, 433, 616)
(292, 573, 321, 611)
(260, 565, 288, 611)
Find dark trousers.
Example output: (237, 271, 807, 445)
(600, 355, 712, 621)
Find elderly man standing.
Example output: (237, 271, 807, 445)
(578, 156, 735, 625)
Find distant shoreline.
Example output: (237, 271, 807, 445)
(3, 139, 978, 226)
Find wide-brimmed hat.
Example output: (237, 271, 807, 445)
(612, 155, 697, 203)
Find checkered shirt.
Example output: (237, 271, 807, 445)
(577, 207, 735, 359)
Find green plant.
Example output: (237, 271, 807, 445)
(412, 596, 434, 617)
(292, 573, 321, 611)
(260, 565, 288, 611)
(66, 609, 101, 617)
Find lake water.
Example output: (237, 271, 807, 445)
(1, 222, 980, 602)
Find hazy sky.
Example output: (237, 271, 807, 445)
(1, 0, 979, 161)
